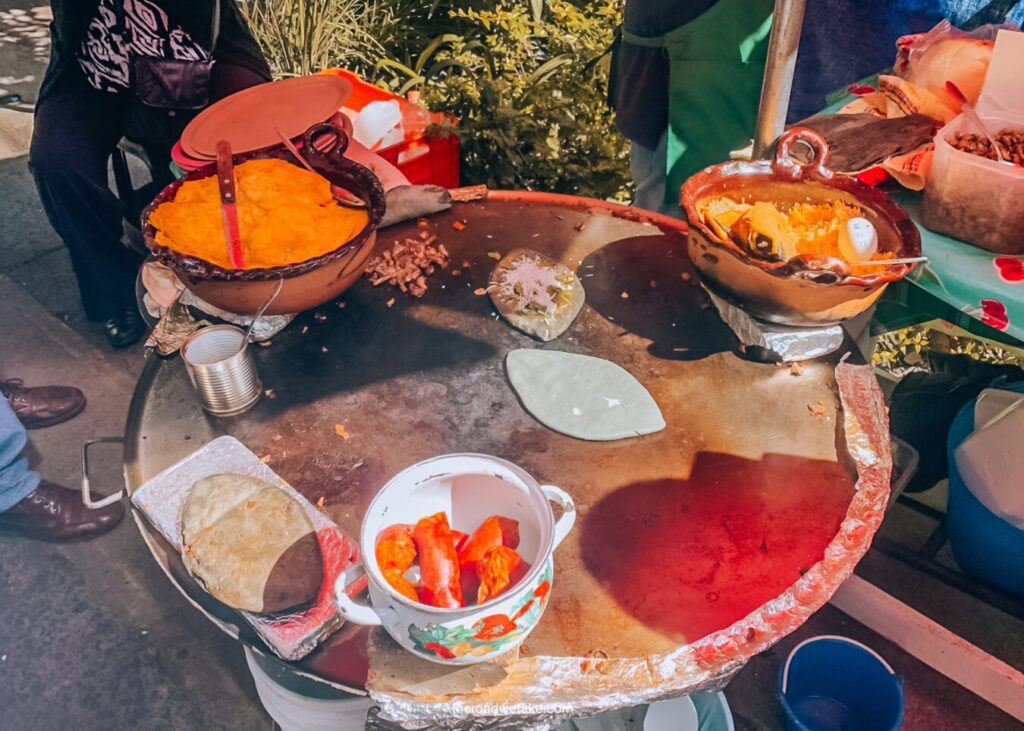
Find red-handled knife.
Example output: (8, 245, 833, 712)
(215, 140, 245, 269)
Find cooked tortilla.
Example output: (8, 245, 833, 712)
(181, 473, 322, 614)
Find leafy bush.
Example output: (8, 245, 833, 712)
(241, 0, 631, 201)
(378, 1, 630, 200)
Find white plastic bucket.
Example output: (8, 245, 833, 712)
(244, 647, 371, 731)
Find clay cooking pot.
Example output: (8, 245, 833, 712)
(680, 128, 921, 327)
(142, 123, 386, 316)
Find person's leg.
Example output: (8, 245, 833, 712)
(0, 397, 39, 513)
(630, 132, 680, 219)
(29, 69, 141, 326)
(0, 392, 124, 540)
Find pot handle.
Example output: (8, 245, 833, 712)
(333, 564, 399, 627)
(772, 127, 833, 181)
(302, 122, 350, 160)
(541, 485, 577, 550)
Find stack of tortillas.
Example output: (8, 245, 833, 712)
(181, 474, 323, 614)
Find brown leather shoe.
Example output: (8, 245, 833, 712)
(1, 379, 86, 429)
(0, 481, 124, 542)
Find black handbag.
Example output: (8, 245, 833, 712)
(123, 1, 220, 147)
(131, 0, 220, 110)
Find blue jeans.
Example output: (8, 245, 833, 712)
(631, 133, 686, 219)
(0, 397, 39, 512)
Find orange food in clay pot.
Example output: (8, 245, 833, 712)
(148, 159, 369, 269)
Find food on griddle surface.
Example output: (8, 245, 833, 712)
(487, 249, 585, 342)
(181, 473, 322, 614)
(364, 231, 450, 297)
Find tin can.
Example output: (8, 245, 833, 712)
(181, 325, 261, 416)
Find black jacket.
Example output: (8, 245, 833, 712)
(40, 0, 271, 103)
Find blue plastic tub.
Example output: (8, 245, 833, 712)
(778, 636, 904, 731)
(947, 382, 1024, 596)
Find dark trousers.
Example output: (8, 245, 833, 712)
(29, 62, 266, 321)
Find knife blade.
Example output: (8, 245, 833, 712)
(215, 140, 245, 269)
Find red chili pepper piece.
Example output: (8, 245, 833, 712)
(460, 564, 481, 604)
(451, 530, 468, 552)
(376, 524, 416, 574)
(459, 516, 520, 568)
(476, 545, 522, 604)
(383, 567, 419, 602)
(413, 512, 463, 608)
(376, 524, 419, 602)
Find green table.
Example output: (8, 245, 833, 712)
(818, 93, 1023, 346)
(871, 194, 1024, 347)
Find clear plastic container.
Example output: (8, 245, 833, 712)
(921, 113, 1024, 254)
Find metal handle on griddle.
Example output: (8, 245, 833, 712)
(81, 437, 126, 509)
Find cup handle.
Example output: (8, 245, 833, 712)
(541, 484, 577, 549)
(333, 565, 398, 627)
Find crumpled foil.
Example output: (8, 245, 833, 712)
(144, 301, 208, 356)
(130, 436, 362, 661)
(704, 286, 844, 362)
(179, 289, 295, 341)
(365, 362, 891, 729)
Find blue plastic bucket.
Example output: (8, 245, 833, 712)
(946, 383, 1024, 596)
(778, 636, 904, 731)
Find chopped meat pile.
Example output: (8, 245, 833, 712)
(365, 231, 450, 297)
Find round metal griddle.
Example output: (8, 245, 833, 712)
(123, 192, 888, 714)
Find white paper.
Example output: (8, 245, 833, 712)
(974, 388, 1024, 431)
(955, 400, 1024, 529)
(977, 29, 1024, 119)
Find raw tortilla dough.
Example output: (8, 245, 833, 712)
(181, 473, 322, 613)
(505, 349, 665, 441)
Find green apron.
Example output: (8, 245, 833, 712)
(623, 0, 774, 204)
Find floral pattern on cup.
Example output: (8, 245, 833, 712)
(409, 566, 553, 660)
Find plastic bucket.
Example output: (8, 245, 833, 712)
(778, 636, 904, 731)
(567, 692, 732, 731)
(947, 383, 1024, 596)
(244, 647, 371, 731)
(691, 692, 735, 731)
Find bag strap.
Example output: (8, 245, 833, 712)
(210, 0, 221, 52)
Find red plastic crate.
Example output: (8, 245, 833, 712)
(321, 68, 460, 189)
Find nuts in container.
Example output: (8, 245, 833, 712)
(921, 115, 1024, 255)
(949, 129, 1024, 166)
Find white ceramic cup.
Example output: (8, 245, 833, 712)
(334, 453, 576, 665)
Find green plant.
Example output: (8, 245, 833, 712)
(241, 0, 631, 201)
(376, 0, 630, 200)
(239, 0, 406, 78)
